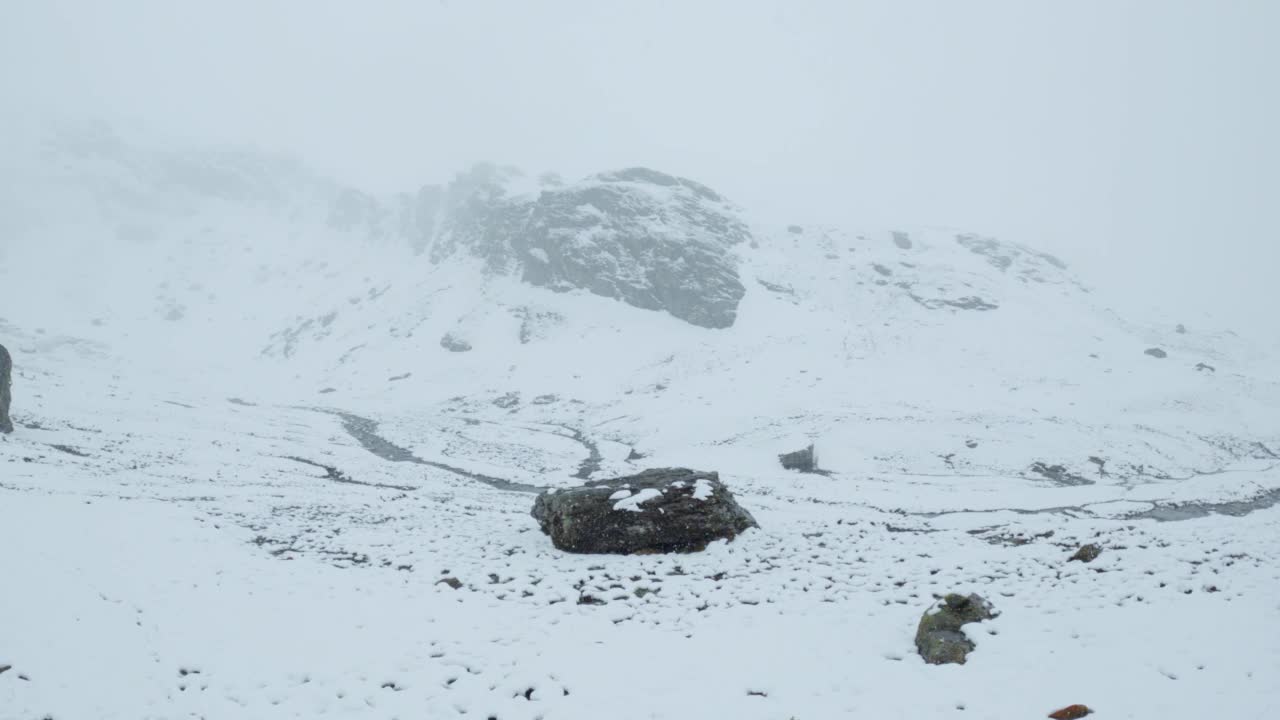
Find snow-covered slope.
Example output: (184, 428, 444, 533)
(2, 128, 1278, 719)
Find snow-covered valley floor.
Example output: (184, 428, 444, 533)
(3, 354, 1278, 720)
(2, 126, 1278, 718)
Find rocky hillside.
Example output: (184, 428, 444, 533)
(409, 164, 752, 328)
(3, 126, 1277, 492)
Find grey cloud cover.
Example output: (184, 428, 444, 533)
(2, 0, 1275, 332)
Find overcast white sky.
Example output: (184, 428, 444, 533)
(3, 0, 1277, 329)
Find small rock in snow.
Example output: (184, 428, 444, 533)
(1069, 544, 1102, 563)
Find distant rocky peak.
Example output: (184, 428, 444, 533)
(593, 167, 726, 203)
(423, 165, 750, 329)
(955, 233, 1071, 285)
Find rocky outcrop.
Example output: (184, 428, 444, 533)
(422, 166, 750, 329)
(955, 233, 1069, 284)
(531, 468, 758, 554)
(513, 306, 564, 344)
(909, 293, 999, 312)
(915, 593, 995, 665)
(1145, 347, 1168, 359)
(0, 343, 12, 433)
(1029, 462, 1093, 486)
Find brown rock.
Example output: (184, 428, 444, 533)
(1048, 704, 1092, 719)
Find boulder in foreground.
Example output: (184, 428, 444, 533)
(531, 468, 758, 554)
(915, 593, 995, 665)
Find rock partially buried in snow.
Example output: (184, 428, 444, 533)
(531, 468, 759, 554)
(440, 332, 472, 352)
(1069, 543, 1102, 563)
(0, 343, 12, 434)
(1048, 704, 1093, 719)
(915, 593, 995, 665)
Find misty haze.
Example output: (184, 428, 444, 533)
(1, 2, 1278, 719)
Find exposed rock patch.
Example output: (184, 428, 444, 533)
(1145, 347, 1168, 359)
(531, 468, 758, 554)
(955, 233, 1069, 283)
(492, 392, 520, 409)
(1029, 462, 1093, 486)
(756, 279, 796, 297)
(0, 343, 12, 434)
(908, 293, 999, 312)
(514, 306, 565, 344)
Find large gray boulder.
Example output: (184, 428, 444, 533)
(0, 343, 12, 433)
(531, 468, 758, 554)
(422, 165, 750, 329)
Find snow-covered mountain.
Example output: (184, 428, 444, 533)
(7, 125, 1274, 486)
(2, 127, 1278, 719)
